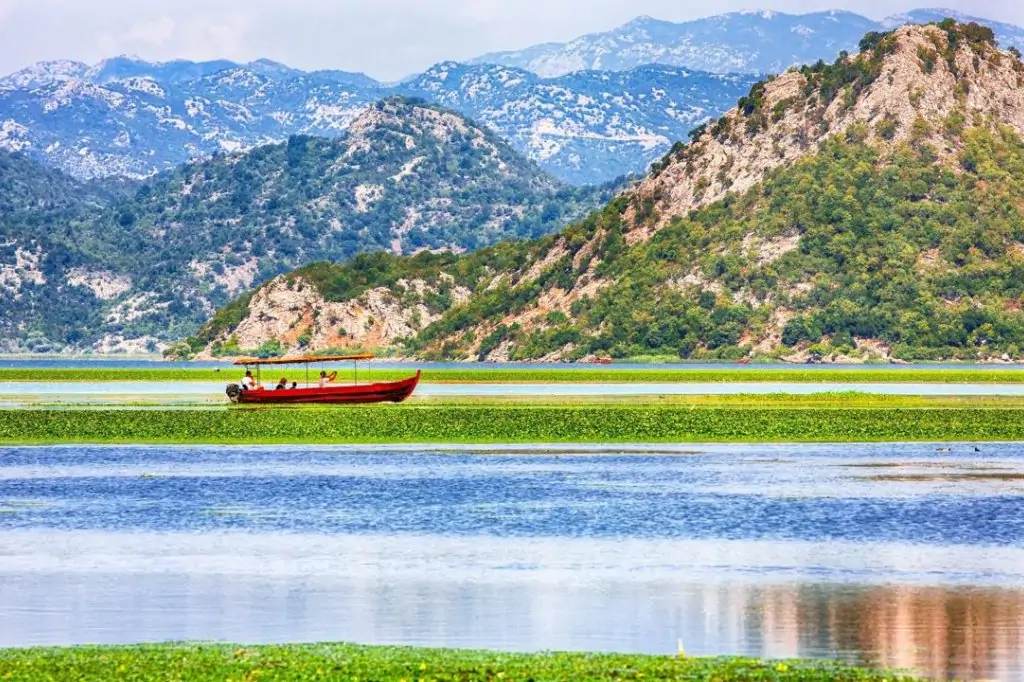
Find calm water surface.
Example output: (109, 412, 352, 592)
(2, 444, 1024, 680)
(4, 381, 1024, 407)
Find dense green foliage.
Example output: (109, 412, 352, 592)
(3, 402, 1024, 444)
(550, 127, 1024, 361)
(0, 151, 106, 217)
(359, 124, 1024, 362)
(6, 367, 1024, 384)
(1, 98, 611, 352)
(0, 644, 925, 682)
(0, 152, 123, 353)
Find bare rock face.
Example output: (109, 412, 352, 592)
(624, 24, 1024, 242)
(200, 275, 469, 357)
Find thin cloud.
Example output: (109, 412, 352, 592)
(0, 0, 1021, 80)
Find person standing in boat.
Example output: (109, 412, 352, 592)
(241, 370, 255, 391)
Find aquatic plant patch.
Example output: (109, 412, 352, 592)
(2, 404, 1023, 444)
(0, 643, 928, 681)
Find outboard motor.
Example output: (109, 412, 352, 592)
(226, 384, 243, 403)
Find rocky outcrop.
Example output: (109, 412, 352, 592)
(0, 246, 45, 298)
(65, 268, 132, 300)
(624, 23, 1024, 242)
(198, 275, 469, 358)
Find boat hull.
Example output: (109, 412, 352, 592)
(229, 371, 420, 405)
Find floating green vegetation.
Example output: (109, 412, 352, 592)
(866, 473, 1024, 482)
(3, 403, 1024, 444)
(4, 367, 1024, 384)
(0, 643, 927, 681)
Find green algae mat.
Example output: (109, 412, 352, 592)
(0, 644, 928, 681)
(3, 402, 1023, 444)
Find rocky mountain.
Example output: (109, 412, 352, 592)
(0, 55, 753, 186)
(881, 9, 1024, 44)
(188, 21, 1024, 364)
(403, 62, 754, 185)
(0, 57, 384, 179)
(473, 8, 1024, 77)
(0, 98, 612, 353)
(5, 9, 1020, 187)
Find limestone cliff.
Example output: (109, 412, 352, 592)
(626, 22, 1024, 241)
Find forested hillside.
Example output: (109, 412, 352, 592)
(190, 21, 1024, 363)
(1, 98, 612, 353)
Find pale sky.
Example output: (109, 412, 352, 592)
(0, 0, 1021, 81)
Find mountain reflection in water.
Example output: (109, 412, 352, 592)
(3, 559, 1021, 681)
(2, 444, 1024, 681)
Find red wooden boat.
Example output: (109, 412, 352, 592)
(225, 354, 420, 405)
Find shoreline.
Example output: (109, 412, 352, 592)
(6, 350, 1024, 366)
(0, 642, 928, 681)
(8, 366, 1024, 383)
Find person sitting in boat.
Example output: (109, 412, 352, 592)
(241, 371, 255, 391)
(275, 377, 288, 390)
(318, 370, 338, 387)
(291, 382, 298, 389)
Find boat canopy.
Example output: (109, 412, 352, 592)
(233, 353, 375, 366)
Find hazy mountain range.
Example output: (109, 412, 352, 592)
(475, 8, 1024, 76)
(2, 8, 1023, 186)
(0, 57, 753, 186)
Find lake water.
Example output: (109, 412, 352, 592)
(2, 444, 1024, 680)
(4, 381, 1024, 406)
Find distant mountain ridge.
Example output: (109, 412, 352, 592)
(0, 56, 753, 185)
(0, 57, 387, 179)
(473, 8, 1024, 76)
(402, 62, 754, 185)
(4, 8, 1023, 186)
(0, 55, 377, 89)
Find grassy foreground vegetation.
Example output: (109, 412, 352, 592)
(3, 401, 1024, 444)
(0, 643, 927, 681)
(4, 367, 1024, 383)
